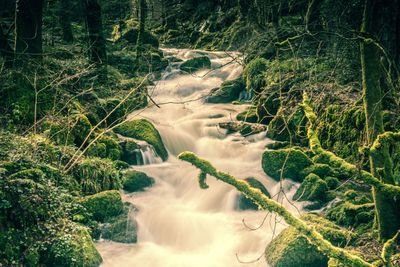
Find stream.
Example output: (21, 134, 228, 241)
(96, 48, 307, 267)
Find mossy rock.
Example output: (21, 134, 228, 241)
(180, 56, 211, 73)
(293, 173, 329, 203)
(115, 119, 168, 161)
(101, 203, 138, 243)
(123, 170, 155, 192)
(236, 177, 271, 210)
(243, 58, 267, 94)
(300, 163, 337, 179)
(325, 176, 340, 190)
(44, 224, 102, 267)
(326, 201, 374, 228)
(120, 140, 140, 165)
(205, 78, 245, 103)
(256, 92, 280, 124)
(262, 148, 313, 182)
(9, 168, 44, 183)
(83, 190, 123, 222)
(71, 114, 92, 146)
(265, 226, 329, 267)
(113, 160, 130, 170)
(121, 29, 159, 48)
(236, 107, 258, 123)
(266, 141, 290, 150)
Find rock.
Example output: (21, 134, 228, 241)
(265, 226, 329, 267)
(115, 119, 168, 161)
(120, 140, 139, 165)
(122, 170, 155, 192)
(102, 203, 138, 243)
(326, 201, 374, 228)
(256, 92, 280, 124)
(300, 163, 337, 179)
(262, 148, 313, 182)
(205, 78, 245, 103)
(236, 177, 271, 210)
(121, 29, 159, 48)
(45, 224, 102, 267)
(87, 135, 122, 161)
(83, 190, 123, 222)
(325, 176, 340, 190)
(218, 121, 267, 136)
(236, 107, 258, 123)
(265, 141, 290, 150)
(243, 58, 267, 94)
(180, 56, 211, 73)
(293, 173, 329, 203)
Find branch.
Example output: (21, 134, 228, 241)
(301, 93, 400, 198)
(178, 151, 373, 267)
(381, 231, 400, 267)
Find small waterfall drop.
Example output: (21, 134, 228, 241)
(96, 49, 306, 267)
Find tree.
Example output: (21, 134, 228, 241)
(84, 0, 106, 65)
(59, 0, 74, 43)
(360, 0, 400, 240)
(14, 0, 44, 64)
(136, 0, 147, 60)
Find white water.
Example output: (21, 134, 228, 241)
(96, 48, 307, 267)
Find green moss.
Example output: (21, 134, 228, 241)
(265, 226, 329, 267)
(180, 56, 211, 73)
(262, 148, 313, 182)
(206, 78, 245, 103)
(113, 160, 130, 170)
(73, 158, 121, 195)
(236, 107, 258, 123)
(120, 140, 139, 165)
(301, 163, 337, 179)
(325, 176, 340, 190)
(83, 190, 123, 222)
(102, 203, 137, 243)
(45, 224, 102, 267)
(122, 170, 155, 192)
(293, 173, 329, 203)
(115, 119, 168, 161)
(242, 58, 267, 93)
(236, 177, 271, 210)
(71, 114, 92, 146)
(326, 201, 374, 228)
(9, 168, 44, 183)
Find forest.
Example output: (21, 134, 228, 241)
(0, 0, 400, 266)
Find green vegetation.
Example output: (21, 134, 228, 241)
(122, 170, 155, 192)
(83, 190, 123, 222)
(236, 177, 271, 210)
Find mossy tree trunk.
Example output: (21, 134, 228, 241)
(14, 0, 44, 64)
(59, 0, 74, 43)
(136, 0, 147, 61)
(0, 24, 13, 66)
(84, 0, 106, 65)
(360, 0, 400, 240)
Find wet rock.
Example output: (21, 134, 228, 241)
(102, 203, 138, 243)
(83, 190, 123, 222)
(205, 78, 245, 103)
(218, 121, 267, 136)
(293, 173, 329, 203)
(122, 170, 155, 192)
(180, 56, 211, 73)
(121, 29, 159, 48)
(236, 177, 271, 210)
(236, 107, 258, 123)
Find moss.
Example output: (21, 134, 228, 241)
(122, 170, 155, 192)
(71, 114, 92, 146)
(266, 141, 290, 150)
(45, 224, 102, 267)
(293, 173, 329, 203)
(256, 91, 281, 124)
(83, 190, 123, 222)
(262, 148, 313, 182)
(301, 163, 337, 179)
(236, 107, 258, 123)
(236, 177, 271, 210)
(265, 226, 329, 267)
(206, 78, 245, 103)
(121, 28, 159, 48)
(325, 176, 340, 190)
(120, 140, 139, 165)
(180, 56, 211, 73)
(9, 168, 44, 183)
(73, 158, 120, 195)
(242, 58, 267, 94)
(113, 160, 130, 170)
(326, 201, 374, 228)
(115, 119, 168, 161)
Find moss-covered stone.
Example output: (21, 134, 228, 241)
(122, 170, 155, 192)
(83, 190, 123, 222)
(256, 92, 280, 124)
(71, 114, 92, 146)
(121, 29, 159, 48)
(293, 173, 329, 203)
(262, 148, 313, 182)
(236, 177, 271, 210)
(180, 56, 211, 73)
(45, 224, 102, 267)
(301, 163, 337, 179)
(326, 201, 374, 228)
(115, 119, 168, 161)
(265, 226, 329, 267)
(236, 107, 258, 123)
(206, 78, 245, 103)
(242, 58, 267, 94)
(120, 140, 140, 165)
(325, 176, 340, 190)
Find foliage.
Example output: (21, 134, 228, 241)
(122, 170, 155, 192)
(83, 190, 123, 222)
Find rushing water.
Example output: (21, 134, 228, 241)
(96, 49, 307, 267)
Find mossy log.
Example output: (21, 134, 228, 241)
(178, 151, 374, 267)
(301, 93, 400, 199)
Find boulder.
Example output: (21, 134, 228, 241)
(206, 78, 245, 103)
(219, 121, 267, 136)
(115, 119, 168, 161)
(236, 107, 258, 123)
(293, 173, 329, 203)
(236, 177, 271, 210)
(102, 203, 138, 243)
(262, 148, 313, 182)
(121, 29, 159, 48)
(180, 56, 211, 73)
(83, 190, 123, 222)
(122, 170, 155, 192)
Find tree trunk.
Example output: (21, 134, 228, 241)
(360, 0, 400, 240)
(14, 0, 44, 63)
(84, 0, 106, 65)
(59, 0, 74, 43)
(136, 0, 147, 60)
(0, 23, 13, 66)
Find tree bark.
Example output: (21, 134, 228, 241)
(59, 0, 74, 43)
(360, 0, 400, 240)
(136, 0, 147, 60)
(84, 0, 106, 65)
(14, 0, 44, 63)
